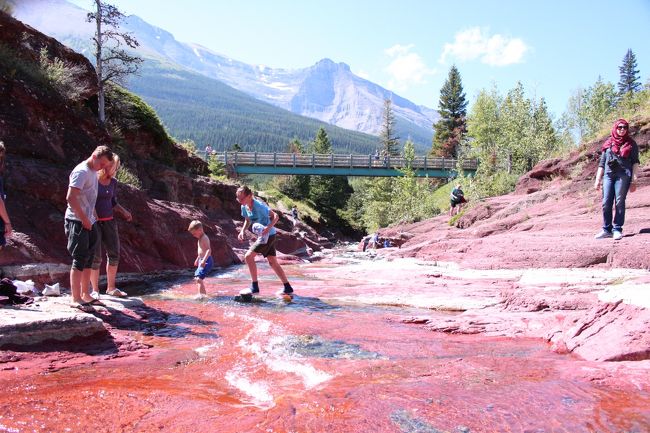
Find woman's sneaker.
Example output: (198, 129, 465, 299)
(613, 231, 623, 240)
(594, 230, 613, 239)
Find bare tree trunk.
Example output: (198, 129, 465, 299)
(94, 0, 105, 124)
(507, 151, 512, 174)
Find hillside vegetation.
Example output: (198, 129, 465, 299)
(128, 61, 383, 154)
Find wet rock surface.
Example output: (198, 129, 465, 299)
(1, 256, 649, 432)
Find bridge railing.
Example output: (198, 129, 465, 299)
(214, 152, 478, 171)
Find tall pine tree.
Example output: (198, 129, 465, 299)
(432, 65, 468, 158)
(309, 128, 352, 220)
(618, 49, 641, 97)
(380, 98, 400, 156)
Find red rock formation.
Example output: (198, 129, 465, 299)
(0, 12, 323, 283)
(377, 119, 650, 269)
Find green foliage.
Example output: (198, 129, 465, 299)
(618, 49, 642, 97)
(389, 140, 436, 223)
(304, 128, 353, 221)
(345, 140, 443, 233)
(379, 99, 400, 155)
(178, 138, 198, 156)
(571, 79, 650, 144)
(465, 171, 518, 199)
(359, 177, 394, 231)
(104, 83, 176, 165)
(0, 42, 47, 85)
(38, 48, 91, 101)
(207, 154, 226, 178)
(277, 137, 310, 199)
(310, 127, 332, 153)
(562, 78, 617, 142)
(465, 82, 561, 199)
(432, 65, 467, 158)
(639, 147, 650, 167)
(116, 165, 142, 189)
(581, 78, 617, 139)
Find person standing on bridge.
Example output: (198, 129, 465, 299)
(594, 118, 640, 240)
(236, 185, 295, 300)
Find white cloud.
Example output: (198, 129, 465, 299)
(383, 44, 436, 91)
(439, 27, 529, 66)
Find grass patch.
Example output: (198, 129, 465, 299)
(116, 165, 142, 190)
(105, 83, 176, 166)
(0, 41, 47, 85)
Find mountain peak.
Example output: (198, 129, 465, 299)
(314, 58, 350, 72)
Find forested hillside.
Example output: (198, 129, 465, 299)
(128, 61, 384, 154)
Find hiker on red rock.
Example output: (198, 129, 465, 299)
(449, 183, 467, 216)
(90, 154, 133, 299)
(594, 118, 640, 241)
(65, 146, 114, 311)
(0, 142, 12, 250)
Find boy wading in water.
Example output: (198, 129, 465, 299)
(188, 220, 212, 298)
(236, 186, 294, 301)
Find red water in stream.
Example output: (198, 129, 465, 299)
(1, 259, 649, 432)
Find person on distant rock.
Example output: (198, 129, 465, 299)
(90, 154, 132, 299)
(370, 232, 380, 249)
(449, 183, 467, 216)
(65, 145, 114, 311)
(291, 205, 299, 225)
(594, 118, 640, 240)
(188, 220, 213, 298)
(236, 185, 294, 299)
(0, 142, 12, 250)
(362, 234, 371, 252)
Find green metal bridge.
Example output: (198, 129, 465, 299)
(213, 152, 477, 178)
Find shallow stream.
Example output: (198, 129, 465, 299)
(1, 258, 649, 432)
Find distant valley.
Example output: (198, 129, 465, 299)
(14, 0, 437, 153)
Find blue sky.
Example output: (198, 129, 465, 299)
(69, 0, 650, 118)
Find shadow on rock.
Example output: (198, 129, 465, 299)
(91, 301, 220, 340)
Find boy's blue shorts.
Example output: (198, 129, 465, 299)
(194, 256, 213, 280)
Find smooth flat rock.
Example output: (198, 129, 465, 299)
(0, 295, 145, 347)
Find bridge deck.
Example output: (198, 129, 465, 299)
(212, 152, 477, 178)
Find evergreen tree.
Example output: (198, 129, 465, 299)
(618, 49, 641, 97)
(88, 0, 143, 124)
(380, 98, 400, 156)
(309, 128, 352, 219)
(391, 140, 420, 223)
(279, 138, 310, 199)
(432, 65, 468, 158)
(311, 127, 332, 154)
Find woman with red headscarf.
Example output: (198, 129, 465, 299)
(593, 119, 640, 240)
